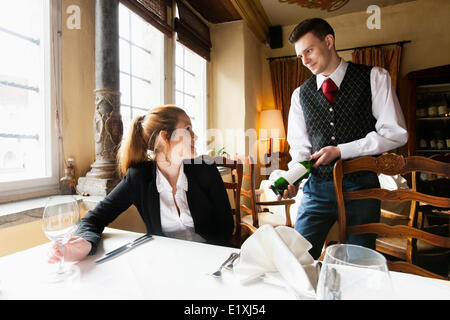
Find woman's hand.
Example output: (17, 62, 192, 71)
(48, 236, 92, 264)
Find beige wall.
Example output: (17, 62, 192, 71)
(61, 0, 95, 181)
(267, 0, 450, 81)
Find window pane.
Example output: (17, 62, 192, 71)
(132, 77, 153, 109)
(175, 43, 184, 67)
(119, 4, 164, 134)
(184, 47, 199, 74)
(175, 66, 183, 92)
(0, 0, 49, 183)
(119, 38, 130, 73)
(184, 72, 196, 97)
(130, 46, 152, 81)
(175, 90, 183, 107)
(120, 73, 131, 106)
(130, 11, 157, 52)
(118, 4, 130, 38)
(120, 105, 131, 137)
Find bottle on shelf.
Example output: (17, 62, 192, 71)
(427, 94, 438, 117)
(271, 159, 315, 196)
(416, 95, 427, 118)
(437, 94, 448, 117)
(428, 130, 437, 150)
(435, 129, 445, 150)
(446, 122, 450, 149)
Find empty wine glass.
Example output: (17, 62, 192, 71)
(316, 244, 393, 300)
(42, 195, 80, 283)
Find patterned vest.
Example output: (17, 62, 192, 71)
(299, 62, 376, 180)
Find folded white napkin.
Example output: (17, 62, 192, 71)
(234, 224, 319, 299)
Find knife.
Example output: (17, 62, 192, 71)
(105, 233, 151, 257)
(95, 234, 153, 264)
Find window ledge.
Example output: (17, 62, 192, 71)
(0, 195, 105, 230)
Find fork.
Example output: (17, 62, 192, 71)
(211, 252, 239, 277)
(224, 252, 240, 270)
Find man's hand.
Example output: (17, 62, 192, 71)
(311, 146, 341, 167)
(270, 184, 299, 201)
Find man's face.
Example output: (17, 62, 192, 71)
(294, 32, 334, 76)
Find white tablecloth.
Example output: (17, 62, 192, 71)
(0, 228, 449, 300)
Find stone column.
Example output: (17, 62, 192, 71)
(77, 0, 123, 197)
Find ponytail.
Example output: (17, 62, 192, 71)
(117, 115, 148, 177)
(117, 105, 187, 177)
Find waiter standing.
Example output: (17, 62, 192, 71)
(281, 18, 407, 259)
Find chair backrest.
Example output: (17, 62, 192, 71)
(333, 153, 450, 279)
(202, 155, 243, 247)
(237, 156, 260, 227)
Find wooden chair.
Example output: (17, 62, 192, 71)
(203, 155, 243, 247)
(333, 153, 450, 280)
(236, 156, 295, 239)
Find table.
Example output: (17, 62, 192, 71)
(0, 228, 449, 300)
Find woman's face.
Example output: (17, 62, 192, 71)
(167, 114, 197, 162)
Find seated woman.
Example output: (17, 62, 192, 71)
(48, 105, 234, 264)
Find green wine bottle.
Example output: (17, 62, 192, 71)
(271, 159, 315, 196)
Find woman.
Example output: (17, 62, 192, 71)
(48, 105, 234, 264)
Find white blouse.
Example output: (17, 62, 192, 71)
(287, 59, 408, 167)
(156, 164, 206, 243)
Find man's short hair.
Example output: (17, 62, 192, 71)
(288, 18, 335, 44)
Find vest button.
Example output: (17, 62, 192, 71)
(330, 122, 334, 126)
(329, 108, 333, 112)
(331, 136, 336, 140)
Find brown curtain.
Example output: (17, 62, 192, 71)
(269, 58, 311, 166)
(352, 45, 402, 90)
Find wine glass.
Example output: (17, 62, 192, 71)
(316, 244, 393, 300)
(42, 195, 80, 283)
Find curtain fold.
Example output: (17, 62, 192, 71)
(269, 58, 311, 167)
(352, 45, 402, 90)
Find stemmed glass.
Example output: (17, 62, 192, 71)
(42, 195, 80, 283)
(316, 244, 393, 300)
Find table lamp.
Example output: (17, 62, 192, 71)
(259, 109, 286, 169)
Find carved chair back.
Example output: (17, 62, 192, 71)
(333, 153, 450, 279)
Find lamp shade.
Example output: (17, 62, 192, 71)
(259, 109, 286, 139)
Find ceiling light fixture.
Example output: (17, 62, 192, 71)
(279, 0, 350, 12)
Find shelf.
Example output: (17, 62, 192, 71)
(416, 116, 449, 121)
(417, 150, 450, 153)
(417, 83, 450, 93)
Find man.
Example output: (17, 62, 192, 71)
(281, 18, 407, 259)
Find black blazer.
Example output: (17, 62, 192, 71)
(76, 158, 234, 254)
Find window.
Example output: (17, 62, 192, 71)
(0, 0, 59, 195)
(119, 3, 164, 136)
(175, 42, 207, 154)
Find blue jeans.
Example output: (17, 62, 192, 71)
(294, 173, 380, 259)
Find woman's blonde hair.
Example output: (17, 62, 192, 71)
(117, 104, 187, 176)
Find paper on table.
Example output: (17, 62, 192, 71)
(234, 224, 319, 300)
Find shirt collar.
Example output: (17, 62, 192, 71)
(156, 164, 188, 193)
(316, 58, 348, 91)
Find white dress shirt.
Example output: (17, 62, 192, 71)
(156, 165, 206, 243)
(287, 59, 408, 167)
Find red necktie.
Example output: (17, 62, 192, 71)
(322, 78, 338, 104)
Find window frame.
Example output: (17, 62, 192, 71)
(119, 2, 166, 135)
(0, 0, 61, 199)
(173, 40, 207, 154)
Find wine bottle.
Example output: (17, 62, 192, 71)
(271, 159, 315, 196)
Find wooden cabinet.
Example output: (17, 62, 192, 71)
(401, 64, 450, 157)
(399, 65, 450, 198)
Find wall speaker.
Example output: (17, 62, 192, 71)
(268, 26, 282, 49)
